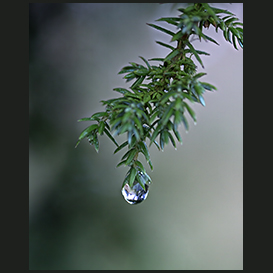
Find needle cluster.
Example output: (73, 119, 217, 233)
(76, 3, 243, 190)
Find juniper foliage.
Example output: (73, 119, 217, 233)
(76, 3, 243, 191)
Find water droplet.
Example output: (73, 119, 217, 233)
(121, 172, 150, 204)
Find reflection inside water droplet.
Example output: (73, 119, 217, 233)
(121, 172, 150, 204)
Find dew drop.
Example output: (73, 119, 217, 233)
(121, 173, 150, 205)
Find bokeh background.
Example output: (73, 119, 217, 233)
(29, 3, 243, 270)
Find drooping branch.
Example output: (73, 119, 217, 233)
(76, 3, 243, 204)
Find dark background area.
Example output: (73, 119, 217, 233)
(29, 3, 243, 270)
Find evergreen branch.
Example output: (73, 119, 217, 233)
(76, 3, 243, 204)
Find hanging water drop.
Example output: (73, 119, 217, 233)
(121, 182, 149, 204)
(121, 171, 151, 204)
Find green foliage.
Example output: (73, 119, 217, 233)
(76, 3, 243, 191)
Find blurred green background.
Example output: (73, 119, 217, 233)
(29, 3, 243, 270)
